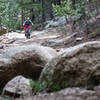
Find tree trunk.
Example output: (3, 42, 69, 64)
(48, 0, 54, 19)
(95, 0, 99, 15)
(54, 0, 61, 5)
(0, 19, 2, 30)
(31, 8, 35, 21)
(21, 0, 24, 26)
(41, 0, 46, 22)
(8, 2, 11, 29)
(71, 0, 76, 9)
(57, 0, 61, 5)
(21, 9, 24, 25)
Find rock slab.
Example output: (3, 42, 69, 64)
(2, 76, 31, 97)
(0, 45, 57, 88)
(40, 41, 100, 89)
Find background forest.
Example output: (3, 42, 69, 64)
(0, 0, 100, 31)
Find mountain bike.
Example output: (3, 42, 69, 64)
(25, 28, 30, 39)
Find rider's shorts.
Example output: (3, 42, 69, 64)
(24, 25, 31, 31)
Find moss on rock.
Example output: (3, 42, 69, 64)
(91, 28, 100, 37)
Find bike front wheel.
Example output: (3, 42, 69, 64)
(25, 29, 30, 39)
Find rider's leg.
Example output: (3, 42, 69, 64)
(28, 26, 31, 35)
(24, 26, 27, 35)
(24, 30, 26, 34)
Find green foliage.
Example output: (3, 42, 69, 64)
(30, 80, 47, 94)
(4, 96, 12, 100)
(53, 0, 76, 19)
(15, 17, 22, 30)
(0, 0, 20, 30)
(53, 0, 90, 21)
(29, 79, 63, 93)
(75, 0, 86, 14)
(0, 0, 99, 30)
(0, 0, 42, 30)
(16, 0, 42, 17)
(50, 83, 62, 92)
(58, 26, 67, 36)
(91, 28, 100, 37)
(48, 79, 68, 92)
(0, 89, 2, 95)
(29, 79, 34, 89)
(0, 0, 7, 21)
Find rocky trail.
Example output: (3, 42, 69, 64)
(0, 25, 100, 50)
(0, 22, 100, 100)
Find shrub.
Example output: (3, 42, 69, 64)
(30, 80, 47, 94)
(91, 28, 100, 37)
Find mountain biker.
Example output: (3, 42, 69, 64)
(23, 17, 33, 37)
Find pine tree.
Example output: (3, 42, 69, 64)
(41, 0, 46, 22)
(48, 0, 54, 19)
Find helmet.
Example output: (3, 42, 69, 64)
(27, 17, 30, 20)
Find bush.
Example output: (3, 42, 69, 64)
(91, 28, 100, 37)
(15, 18, 22, 30)
(30, 80, 47, 94)
(0, 89, 2, 95)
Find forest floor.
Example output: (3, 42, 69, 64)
(1, 15, 100, 51)
(28, 15, 100, 50)
(29, 25, 100, 51)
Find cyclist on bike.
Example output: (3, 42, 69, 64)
(23, 17, 33, 38)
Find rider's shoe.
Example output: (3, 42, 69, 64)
(25, 33, 30, 39)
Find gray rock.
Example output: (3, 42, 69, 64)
(14, 87, 100, 100)
(45, 16, 66, 29)
(16, 30, 21, 33)
(0, 27, 8, 36)
(76, 37, 83, 41)
(2, 76, 31, 97)
(0, 44, 3, 49)
(0, 45, 57, 88)
(40, 41, 100, 89)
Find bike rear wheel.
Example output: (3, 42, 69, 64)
(25, 29, 30, 39)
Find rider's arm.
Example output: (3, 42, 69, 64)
(23, 23, 25, 26)
(30, 21, 33, 26)
(23, 21, 27, 26)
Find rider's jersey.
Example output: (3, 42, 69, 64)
(24, 20, 32, 28)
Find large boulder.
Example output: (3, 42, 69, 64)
(45, 16, 66, 29)
(40, 41, 100, 89)
(0, 27, 8, 36)
(0, 45, 57, 88)
(0, 32, 25, 44)
(8, 86, 100, 100)
(2, 76, 31, 97)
